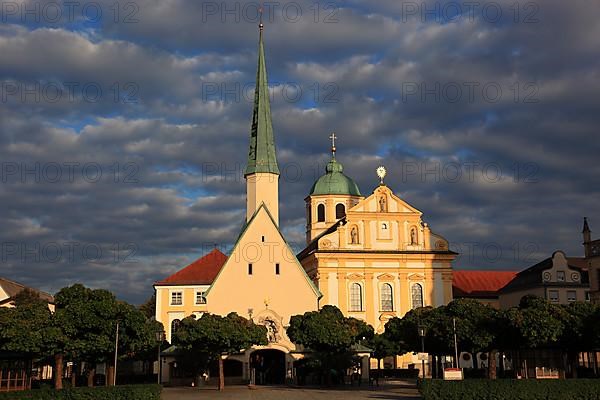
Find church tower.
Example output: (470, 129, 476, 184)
(305, 134, 363, 243)
(583, 217, 592, 257)
(244, 21, 280, 225)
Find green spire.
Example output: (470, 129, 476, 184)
(245, 24, 280, 177)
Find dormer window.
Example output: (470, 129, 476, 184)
(557, 271, 565, 282)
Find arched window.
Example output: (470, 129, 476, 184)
(411, 284, 424, 309)
(381, 283, 393, 311)
(171, 319, 181, 336)
(317, 204, 325, 222)
(349, 283, 363, 311)
(307, 204, 312, 224)
(336, 203, 346, 219)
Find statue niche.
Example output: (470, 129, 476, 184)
(410, 227, 417, 245)
(350, 226, 359, 244)
(379, 196, 387, 212)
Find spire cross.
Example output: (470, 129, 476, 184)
(259, 4, 264, 31)
(329, 132, 337, 156)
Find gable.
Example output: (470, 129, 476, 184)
(349, 185, 422, 215)
(205, 204, 321, 323)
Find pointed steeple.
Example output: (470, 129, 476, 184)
(583, 217, 591, 234)
(245, 22, 279, 177)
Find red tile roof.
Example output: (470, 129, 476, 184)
(155, 248, 227, 286)
(453, 270, 517, 297)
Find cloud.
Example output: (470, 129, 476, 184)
(0, 0, 599, 303)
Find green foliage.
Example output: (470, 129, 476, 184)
(173, 312, 267, 374)
(367, 334, 397, 362)
(138, 295, 156, 320)
(288, 305, 373, 382)
(418, 379, 600, 400)
(287, 305, 373, 353)
(0, 384, 161, 400)
(507, 295, 565, 349)
(385, 296, 598, 357)
(54, 284, 161, 363)
(0, 283, 161, 387)
(558, 301, 600, 351)
(0, 295, 59, 358)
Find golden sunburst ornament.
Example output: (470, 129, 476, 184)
(376, 166, 387, 184)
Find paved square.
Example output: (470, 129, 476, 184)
(161, 381, 421, 400)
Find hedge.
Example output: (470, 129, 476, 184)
(418, 379, 600, 400)
(0, 384, 161, 400)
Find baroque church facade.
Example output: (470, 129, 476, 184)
(154, 24, 456, 383)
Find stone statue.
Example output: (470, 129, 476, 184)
(379, 196, 386, 212)
(264, 318, 278, 343)
(410, 228, 417, 245)
(351, 226, 359, 244)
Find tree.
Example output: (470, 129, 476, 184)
(0, 290, 67, 389)
(174, 312, 267, 390)
(54, 284, 160, 387)
(139, 295, 156, 320)
(558, 301, 599, 377)
(509, 295, 565, 349)
(287, 305, 373, 384)
(367, 334, 397, 373)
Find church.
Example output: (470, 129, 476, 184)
(154, 22, 456, 384)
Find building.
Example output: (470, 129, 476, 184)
(297, 148, 457, 337)
(452, 270, 517, 308)
(0, 277, 54, 311)
(154, 23, 365, 386)
(296, 146, 456, 373)
(154, 22, 456, 381)
(583, 218, 600, 303)
(498, 250, 590, 309)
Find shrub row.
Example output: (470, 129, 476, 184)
(0, 384, 161, 400)
(418, 379, 600, 400)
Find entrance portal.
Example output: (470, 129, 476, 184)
(250, 349, 286, 385)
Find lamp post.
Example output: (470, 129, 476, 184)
(155, 329, 165, 385)
(418, 325, 426, 379)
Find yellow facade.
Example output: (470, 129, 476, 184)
(299, 183, 456, 368)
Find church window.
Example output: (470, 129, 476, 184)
(262, 236, 265, 242)
(248, 263, 253, 275)
(171, 292, 182, 305)
(411, 284, 423, 309)
(350, 283, 363, 311)
(336, 203, 346, 219)
(196, 291, 206, 304)
(171, 319, 181, 336)
(317, 204, 325, 222)
(275, 263, 280, 275)
(381, 283, 393, 311)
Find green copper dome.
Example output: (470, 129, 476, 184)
(309, 157, 361, 196)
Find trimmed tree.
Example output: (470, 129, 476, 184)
(287, 305, 373, 385)
(173, 312, 267, 390)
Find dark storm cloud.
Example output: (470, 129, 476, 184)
(0, 0, 598, 303)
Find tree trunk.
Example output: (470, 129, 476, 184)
(218, 357, 224, 391)
(54, 353, 64, 390)
(71, 364, 76, 387)
(487, 350, 497, 379)
(87, 368, 95, 387)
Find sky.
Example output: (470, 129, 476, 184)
(1, 0, 599, 304)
